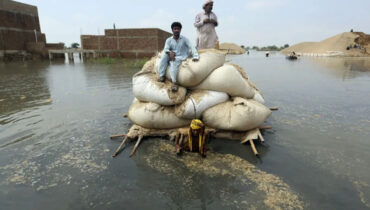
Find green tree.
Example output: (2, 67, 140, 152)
(240, 45, 245, 49)
(269, 45, 279, 51)
(71, 43, 80, 48)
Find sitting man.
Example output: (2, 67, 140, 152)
(158, 22, 199, 92)
(175, 119, 209, 157)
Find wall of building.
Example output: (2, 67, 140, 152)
(0, 0, 39, 16)
(81, 28, 172, 58)
(0, 0, 64, 61)
(0, 0, 44, 53)
(45, 43, 64, 50)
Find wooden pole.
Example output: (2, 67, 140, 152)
(112, 136, 129, 157)
(259, 126, 272, 130)
(179, 134, 184, 145)
(257, 129, 265, 143)
(110, 134, 126, 139)
(249, 139, 259, 156)
(130, 136, 143, 157)
(169, 135, 175, 142)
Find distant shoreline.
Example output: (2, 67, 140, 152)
(281, 32, 370, 57)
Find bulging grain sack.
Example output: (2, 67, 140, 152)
(175, 90, 229, 119)
(141, 56, 158, 73)
(192, 64, 255, 99)
(133, 71, 186, 106)
(128, 100, 191, 129)
(155, 49, 226, 87)
(253, 90, 265, 104)
(202, 97, 271, 131)
(247, 80, 265, 104)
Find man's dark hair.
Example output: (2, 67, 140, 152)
(171, 22, 182, 29)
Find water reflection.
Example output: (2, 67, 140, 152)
(0, 62, 51, 121)
(309, 57, 370, 79)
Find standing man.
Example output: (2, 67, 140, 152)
(194, 0, 219, 50)
(158, 22, 199, 92)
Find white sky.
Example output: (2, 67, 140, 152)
(20, 0, 370, 47)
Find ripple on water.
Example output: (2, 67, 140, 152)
(0, 137, 110, 192)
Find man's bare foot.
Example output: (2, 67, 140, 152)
(158, 76, 165, 82)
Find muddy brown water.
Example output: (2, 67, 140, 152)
(0, 53, 369, 209)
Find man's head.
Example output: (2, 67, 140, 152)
(203, 0, 213, 13)
(171, 22, 182, 37)
(190, 119, 205, 136)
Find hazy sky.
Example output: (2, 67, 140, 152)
(20, 0, 370, 47)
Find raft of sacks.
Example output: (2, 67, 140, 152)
(128, 49, 271, 133)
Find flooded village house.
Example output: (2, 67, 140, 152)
(0, 0, 63, 60)
(1, 0, 171, 61)
(80, 28, 171, 59)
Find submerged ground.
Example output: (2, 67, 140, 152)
(0, 53, 369, 209)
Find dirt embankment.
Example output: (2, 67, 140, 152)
(281, 32, 370, 57)
(219, 43, 246, 54)
(354, 32, 370, 54)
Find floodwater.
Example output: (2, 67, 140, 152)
(0, 52, 369, 209)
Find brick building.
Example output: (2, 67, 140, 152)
(0, 0, 64, 60)
(81, 28, 172, 58)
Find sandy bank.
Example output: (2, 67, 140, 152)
(281, 32, 370, 57)
(219, 43, 246, 54)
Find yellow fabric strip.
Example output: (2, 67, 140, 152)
(188, 129, 193, 152)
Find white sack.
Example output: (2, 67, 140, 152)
(155, 49, 226, 87)
(128, 100, 191, 129)
(193, 64, 255, 99)
(141, 56, 157, 73)
(247, 80, 265, 104)
(175, 90, 229, 119)
(202, 97, 271, 131)
(253, 89, 265, 104)
(133, 72, 186, 105)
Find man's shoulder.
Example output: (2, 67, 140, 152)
(196, 12, 204, 16)
(180, 35, 189, 41)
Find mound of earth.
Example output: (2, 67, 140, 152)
(281, 32, 370, 57)
(219, 43, 246, 54)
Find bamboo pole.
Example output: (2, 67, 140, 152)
(112, 136, 129, 157)
(110, 134, 126, 139)
(249, 139, 259, 156)
(240, 137, 249, 144)
(259, 126, 272, 130)
(257, 129, 265, 143)
(179, 134, 184, 145)
(130, 136, 143, 157)
(176, 134, 184, 154)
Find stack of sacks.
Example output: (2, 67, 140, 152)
(128, 49, 271, 133)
